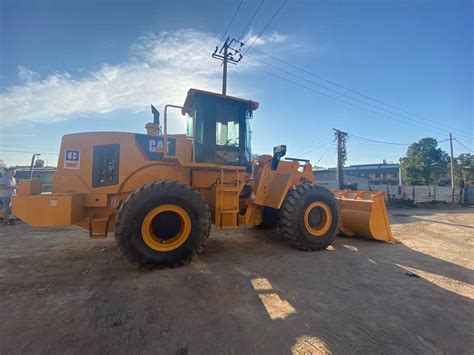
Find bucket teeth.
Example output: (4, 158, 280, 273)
(332, 189, 396, 243)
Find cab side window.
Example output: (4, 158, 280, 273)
(92, 144, 120, 187)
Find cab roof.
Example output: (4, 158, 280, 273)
(181, 88, 259, 115)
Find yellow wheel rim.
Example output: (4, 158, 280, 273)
(304, 201, 332, 237)
(141, 204, 191, 252)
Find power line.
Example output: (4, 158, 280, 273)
(349, 133, 453, 146)
(292, 137, 332, 156)
(348, 134, 410, 146)
(249, 46, 473, 140)
(240, 60, 447, 137)
(0, 149, 58, 156)
(455, 137, 474, 147)
(246, 54, 451, 136)
(1, 145, 59, 153)
(247, 46, 473, 140)
(0, 132, 63, 140)
(218, 0, 244, 47)
(242, 0, 287, 55)
(454, 138, 474, 152)
(238, 0, 265, 41)
(314, 142, 333, 165)
(294, 137, 333, 157)
(245, 53, 469, 138)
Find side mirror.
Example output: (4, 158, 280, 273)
(273, 145, 287, 156)
(271, 145, 287, 170)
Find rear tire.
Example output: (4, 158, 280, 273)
(115, 180, 211, 267)
(278, 184, 339, 251)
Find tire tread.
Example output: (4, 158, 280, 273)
(115, 180, 211, 267)
(278, 184, 339, 251)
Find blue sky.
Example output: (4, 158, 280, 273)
(0, 0, 472, 167)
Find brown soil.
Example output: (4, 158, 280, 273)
(0, 208, 473, 354)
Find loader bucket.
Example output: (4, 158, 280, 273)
(332, 190, 396, 243)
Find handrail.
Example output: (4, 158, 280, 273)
(236, 170, 240, 191)
(192, 109, 196, 162)
(164, 104, 196, 161)
(29, 153, 41, 179)
(220, 169, 224, 227)
(163, 104, 183, 158)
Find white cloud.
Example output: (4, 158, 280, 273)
(18, 66, 41, 82)
(242, 31, 288, 47)
(0, 29, 296, 126)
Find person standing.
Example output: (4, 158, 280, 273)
(0, 168, 17, 225)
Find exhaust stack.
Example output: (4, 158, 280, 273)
(145, 104, 162, 136)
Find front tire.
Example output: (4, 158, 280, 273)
(115, 180, 211, 267)
(278, 184, 339, 251)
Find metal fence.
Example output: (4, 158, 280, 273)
(315, 181, 470, 204)
(368, 184, 463, 204)
(465, 187, 474, 205)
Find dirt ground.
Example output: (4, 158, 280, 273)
(0, 208, 473, 354)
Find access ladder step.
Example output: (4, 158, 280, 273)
(221, 186, 241, 192)
(89, 217, 111, 240)
(221, 209, 239, 214)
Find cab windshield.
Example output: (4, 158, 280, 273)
(216, 120, 239, 147)
(215, 103, 240, 148)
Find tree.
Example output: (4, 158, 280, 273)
(401, 138, 449, 185)
(455, 153, 473, 187)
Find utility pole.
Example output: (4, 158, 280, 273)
(212, 37, 244, 95)
(398, 159, 403, 186)
(398, 158, 403, 195)
(334, 129, 348, 189)
(222, 42, 228, 95)
(449, 132, 455, 202)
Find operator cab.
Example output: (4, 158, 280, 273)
(182, 89, 259, 166)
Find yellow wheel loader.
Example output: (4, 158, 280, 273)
(12, 89, 394, 267)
